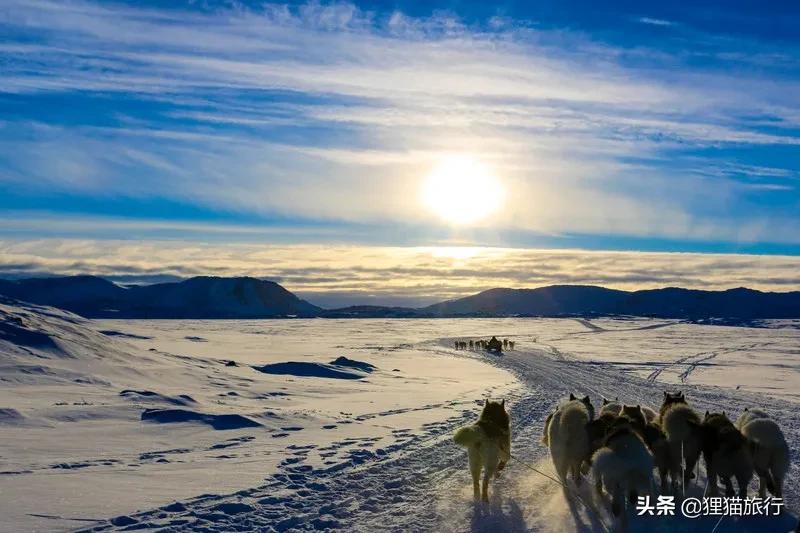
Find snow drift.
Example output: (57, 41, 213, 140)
(253, 356, 376, 379)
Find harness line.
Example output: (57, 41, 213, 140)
(508, 452, 612, 533)
(710, 513, 725, 533)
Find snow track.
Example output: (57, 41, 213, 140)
(81, 340, 800, 532)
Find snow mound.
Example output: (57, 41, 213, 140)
(0, 298, 142, 364)
(0, 315, 61, 352)
(330, 356, 377, 372)
(141, 408, 262, 430)
(0, 408, 26, 425)
(253, 356, 376, 380)
(0, 407, 49, 428)
(120, 390, 197, 406)
(99, 330, 153, 340)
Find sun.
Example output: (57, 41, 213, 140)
(421, 155, 505, 225)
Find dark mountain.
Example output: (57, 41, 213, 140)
(1, 276, 798, 320)
(424, 286, 629, 316)
(620, 287, 800, 319)
(0, 275, 127, 316)
(0, 276, 320, 318)
(423, 285, 800, 319)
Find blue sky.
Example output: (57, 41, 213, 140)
(0, 0, 799, 304)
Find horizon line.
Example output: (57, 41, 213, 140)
(2, 273, 799, 312)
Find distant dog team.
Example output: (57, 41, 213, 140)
(454, 338, 514, 351)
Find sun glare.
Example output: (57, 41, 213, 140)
(422, 155, 504, 225)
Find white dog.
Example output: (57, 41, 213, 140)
(591, 425, 654, 516)
(736, 409, 789, 498)
(735, 407, 769, 430)
(547, 394, 594, 485)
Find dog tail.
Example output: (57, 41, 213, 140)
(749, 441, 778, 494)
(454, 425, 481, 447)
(541, 412, 553, 446)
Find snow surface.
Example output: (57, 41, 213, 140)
(1, 304, 799, 532)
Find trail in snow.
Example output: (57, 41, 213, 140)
(81, 339, 800, 532)
(573, 319, 607, 332)
(646, 342, 770, 384)
(569, 318, 682, 335)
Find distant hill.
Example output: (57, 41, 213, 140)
(0, 276, 321, 318)
(1, 276, 798, 320)
(423, 286, 629, 316)
(0, 275, 126, 317)
(423, 285, 800, 319)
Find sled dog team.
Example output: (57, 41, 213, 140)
(454, 338, 515, 351)
(455, 392, 789, 516)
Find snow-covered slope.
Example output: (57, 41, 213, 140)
(1, 305, 798, 532)
(0, 302, 515, 531)
(69, 328, 799, 532)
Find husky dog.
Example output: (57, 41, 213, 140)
(640, 406, 658, 424)
(641, 421, 672, 493)
(454, 399, 511, 502)
(542, 394, 594, 446)
(698, 412, 753, 497)
(547, 394, 594, 485)
(735, 407, 769, 430)
(738, 411, 790, 498)
(658, 391, 686, 422)
(597, 404, 671, 494)
(508, 341, 515, 350)
(600, 397, 622, 417)
(620, 405, 647, 429)
(586, 410, 622, 491)
(659, 392, 702, 491)
(591, 424, 654, 516)
(587, 411, 620, 451)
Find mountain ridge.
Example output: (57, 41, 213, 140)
(0, 275, 321, 318)
(0, 275, 799, 320)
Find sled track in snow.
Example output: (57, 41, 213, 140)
(80, 342, 800, 532)
(647, 341, 772, 384)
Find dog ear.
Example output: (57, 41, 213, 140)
(569, 393, 576, 401)
(679, 392, 685, 398)
(705, 410, 710, 417)
(582, 395, 590, 404)
(602, 398, 609, 405)
(663, 391, 667, 398)
(744, 407, 749, 412)
(501, 399, 505, 408)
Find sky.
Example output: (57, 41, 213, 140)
(1, 0, 799, 306)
